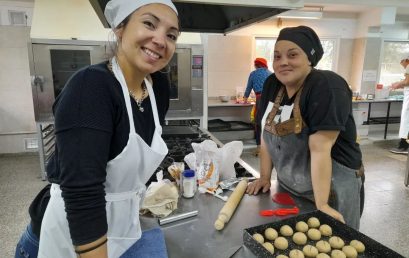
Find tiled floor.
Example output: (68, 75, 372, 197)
(1, 136, 409, 257)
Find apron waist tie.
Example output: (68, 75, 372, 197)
(50, 183, 142, 202)
(105, 190, 141, 202)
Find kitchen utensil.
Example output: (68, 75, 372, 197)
(219, 95, 230, 102)
(259, 206, 299, 216)
(272, 192, 296, 205)
(158, 210, 198, 225)
(214, 179, 248, 230)
(198, 187, 228, 201)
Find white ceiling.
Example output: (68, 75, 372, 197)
(2, 0, 409, 15)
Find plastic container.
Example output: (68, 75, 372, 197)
(182, 170, 196, 198)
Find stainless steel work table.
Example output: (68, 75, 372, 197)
(140, 181, 316, 258)
(353, 99, 402, 139)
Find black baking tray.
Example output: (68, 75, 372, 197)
(243, 210, 404, 258)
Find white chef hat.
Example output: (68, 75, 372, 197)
(104, 0, 178, 28)
(401, 54, 409, 61)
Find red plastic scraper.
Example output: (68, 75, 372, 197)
(259, 206, 299, 217)
(272, 192, 295, 205)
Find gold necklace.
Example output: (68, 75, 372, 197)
(107, 61, 146, 112)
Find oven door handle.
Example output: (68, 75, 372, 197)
(31, 75, 44, 92)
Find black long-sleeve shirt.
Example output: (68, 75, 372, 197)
(29, 62, 170, 245)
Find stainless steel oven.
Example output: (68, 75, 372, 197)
(29, 39, 108, 123)
(28, 39, 108, 179)
(165, 44, 204, 119)
(28, 39, 203, 179)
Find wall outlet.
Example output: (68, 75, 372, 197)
(24, 138, 38, 150)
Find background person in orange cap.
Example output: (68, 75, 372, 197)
(244, 57, 272, 156)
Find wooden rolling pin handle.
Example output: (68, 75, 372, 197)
(214, 179, 248, 231)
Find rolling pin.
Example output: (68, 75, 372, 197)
(214, 179, 248, 230)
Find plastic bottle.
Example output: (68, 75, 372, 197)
(182, 170, 196, 198)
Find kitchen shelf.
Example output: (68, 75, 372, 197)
(36, 122, 55, 180)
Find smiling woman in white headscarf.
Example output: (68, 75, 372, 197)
(15, 1, 179, 258)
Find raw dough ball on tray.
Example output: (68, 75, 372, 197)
(329, 236, 345, 249)
(262, 242, 275, 254)
(350, 240, 365, 253)
(307, 228, 321, 240)
(316, 240, 331, 253)
(317, 253, 331, 258)
(293, 232, 308, 245)
(277, 255, 289, 258)
(289, 249, 305, 258)
(280, 225, 294, 236)
(319, 224, 333, 236)
(252, 233, 264, 244)
(331, 249, 346, 258)
(342, 245, 358, 258)
(296, 221, 309, 232)
(274, 236, 289, 250)
(307, 217, 320, 228)
(303, 245, 319, 257)
(265, 227, 278, 240)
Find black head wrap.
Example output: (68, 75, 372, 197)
(276, 26, 323, 67)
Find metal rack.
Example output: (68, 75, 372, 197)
(36, 122, 55, 180)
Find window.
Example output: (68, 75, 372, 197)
(8, 11, 27, 26)
(255, 37, 337, 71)
(379, 41, 409, 86)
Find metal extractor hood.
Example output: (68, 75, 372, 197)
(89, 0, 303, 34)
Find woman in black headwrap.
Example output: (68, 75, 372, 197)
(246, 26, 364, 230)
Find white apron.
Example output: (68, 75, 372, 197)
(38, 58, 168, 258)
(399, 73, 409, 138)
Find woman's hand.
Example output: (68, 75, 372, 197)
(246, 178, 271, 195)
(318, 204, 345, 224)
(390, 82, 401, 90)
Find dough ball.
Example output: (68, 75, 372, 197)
(274, 236, 289, 250)
(289, 249, 305, 258)
(277, 255, 289, 258)
(307, 228, 322, 241)
(293, 232, 307, 245)
(265, 227, 278, 240)
(331, 249, 346, 258)
(296, 221, 309, 232)
(262, 242, 275, 254)
(316, 240, 331, 253)
(342, 245, 358, 258)
(319, 224, 333, 236)
(317, 253, 331, 258)
(252, 233, 264, 244)
(329, 236, 345, 249)
(280, 225, 294, 237)
(350, 240, 365, 253)
(303, 245, 319, 257)
(307, 217, 320, 228)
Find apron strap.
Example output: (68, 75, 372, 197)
(264, 87, 285, 130)
(293, 86, 305, 134)
(144, 79, 162, 133)
(111, 57, 136, 135)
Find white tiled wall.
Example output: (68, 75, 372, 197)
(207, 35, 253, 98)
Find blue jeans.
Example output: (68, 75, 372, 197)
(15, 224, 39, 258)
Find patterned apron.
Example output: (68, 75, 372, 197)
(262, 85, 362, 229)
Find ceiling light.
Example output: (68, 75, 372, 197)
(277, 7, 323, 20)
